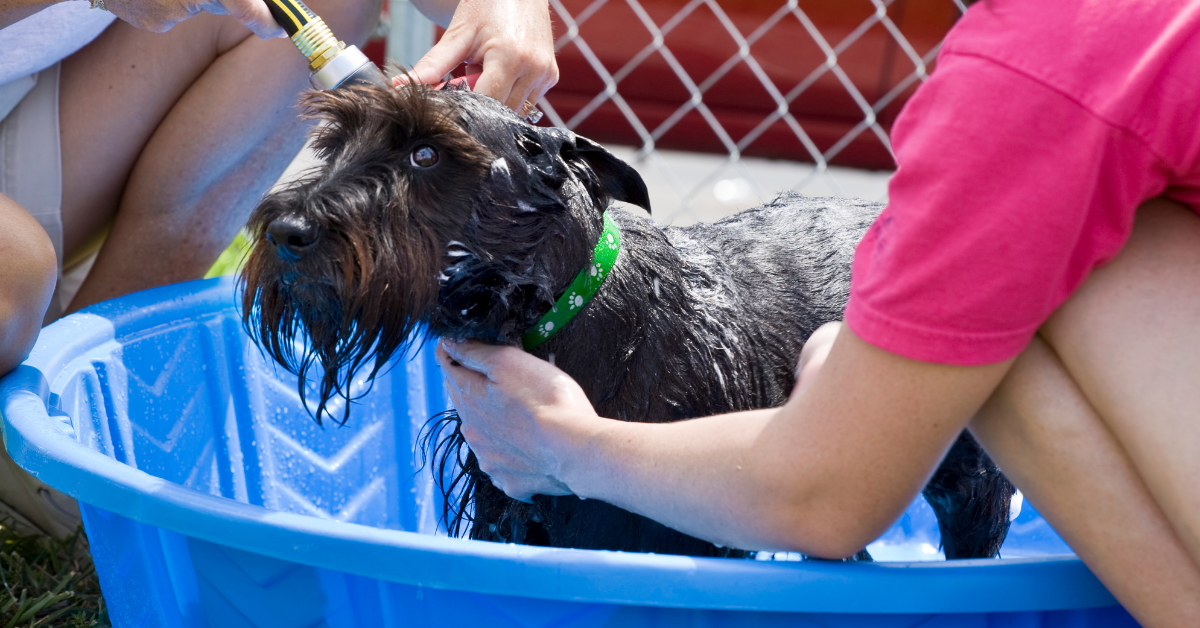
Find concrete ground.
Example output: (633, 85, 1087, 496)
(607, 145, 892, 225)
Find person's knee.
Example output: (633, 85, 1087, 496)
(0, 199, 57, 375)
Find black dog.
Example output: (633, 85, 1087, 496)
(241, 81, 1014, 560)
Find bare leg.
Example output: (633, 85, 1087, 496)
(59, 0, 382, 312)
(1039, 198, 1200, 565)
(972, 335, 1200, 627)
(0, 194, 56, 374)
(0, 194, 76, 536)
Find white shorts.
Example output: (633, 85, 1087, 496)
(0, 61, 94, 326)
(0, 62, 83, 538)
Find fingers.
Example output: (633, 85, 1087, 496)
(481, 469, 542, 503)
(401, 28, 477, 86)
(464, 63, 484, 87)
(399, 0, 559, 115)
(435, 340, 494, 392)
(472, 54, 517, 108)
(103, 0, 194, 33)
(474, 46, 558, 112)
(513, 54, 559, 112)
(492, 67, 532, 112)
(219, 0, 286, 38)
(476, 461, 572, 503)
(435, 339, 571, 503)
(438, 338, 509, 380)
(528, 64, 558, 105)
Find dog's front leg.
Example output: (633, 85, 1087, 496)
(922, 431, 1016, 559)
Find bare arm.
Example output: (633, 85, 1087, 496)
(439, 325, 1011, 556)
(439, 196, 1200, 622)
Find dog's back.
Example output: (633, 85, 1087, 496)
(665, 192, 877, 378)
(547, 193, 874, 423)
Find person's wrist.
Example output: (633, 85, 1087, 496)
(550, 410, 611, 499)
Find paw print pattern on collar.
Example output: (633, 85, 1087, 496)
(522, 211, 621, 350)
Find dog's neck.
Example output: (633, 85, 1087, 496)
(431, 199, 601, 344)
(519, 209, 805, 423)
(438, 201, 852, 425)
(521, 211, 620, 350)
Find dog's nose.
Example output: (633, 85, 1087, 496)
(265, 216, 318, 261)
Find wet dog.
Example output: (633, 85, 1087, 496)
(241, 81, 1014, 560)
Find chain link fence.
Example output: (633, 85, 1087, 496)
(377, 0, 965, 224)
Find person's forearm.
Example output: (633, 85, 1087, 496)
(971, 336, 1200, 627)
(564, 408, 818, 552)
(564, 406, 915, 556)
(442, 327, 1010, 559)
(559, 328, 1008, 557)
(0, 0, 58, 29)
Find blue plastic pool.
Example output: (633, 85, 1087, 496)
(0, 278, 1136, 627)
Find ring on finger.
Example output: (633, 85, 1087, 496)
(518, 100, 544, 124)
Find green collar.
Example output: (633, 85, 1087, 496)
(521, 212, 621, 351)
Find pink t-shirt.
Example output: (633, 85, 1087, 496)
(844, 0, 1200, 365)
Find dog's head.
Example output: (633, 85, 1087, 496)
(241, 81, 649, 424)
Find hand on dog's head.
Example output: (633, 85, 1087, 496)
(240, 81, 649, 425)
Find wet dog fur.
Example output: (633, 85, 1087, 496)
(241, 81, 1014, 560)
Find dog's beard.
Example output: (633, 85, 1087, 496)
(241, 225, 437, 426)
(419, 410, 482, 536)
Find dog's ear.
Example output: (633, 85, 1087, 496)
(568, 137, 652, 213)
(299, 88, 376, 160)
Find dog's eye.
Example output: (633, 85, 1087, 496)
(411, 145, 439, 169)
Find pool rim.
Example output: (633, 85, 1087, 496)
(0, 277, 1119, 615)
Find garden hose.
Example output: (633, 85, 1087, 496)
(265, 0, 388, 89)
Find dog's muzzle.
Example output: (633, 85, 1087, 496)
(265, 216, 319, 262)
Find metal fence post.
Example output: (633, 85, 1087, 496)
(388, 0, 436, 71)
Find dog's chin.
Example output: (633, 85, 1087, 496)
(243, 263, 434, 426)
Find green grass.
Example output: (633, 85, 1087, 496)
(204, 230, 253, 279)
(0, 523, 109, 628)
